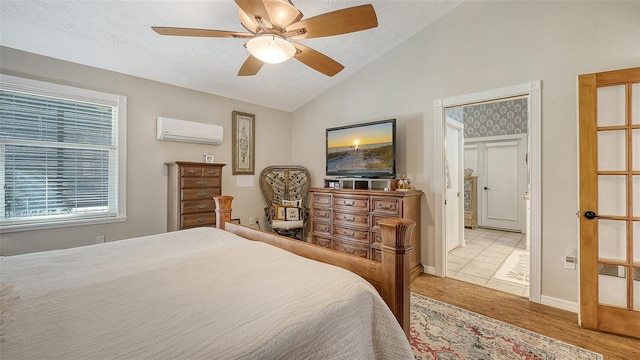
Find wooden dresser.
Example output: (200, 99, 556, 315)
(166, 162, 225, 231)
(308, 187, 423, 280)
(464, 176, 477, 229)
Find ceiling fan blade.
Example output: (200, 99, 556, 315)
(152, 26, 252, 38)
(238, 55, 264, 76)
(292, 42, 344, 77)
(287, 4, 378, 39)
(235, 0, 272, 29)
(262, 0, 302, 30)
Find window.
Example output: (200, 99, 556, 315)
(0, 75, 126, 232)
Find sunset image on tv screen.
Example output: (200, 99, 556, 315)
(327, 122, 393, 173)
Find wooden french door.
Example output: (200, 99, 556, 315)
(579, 67, 640, 338)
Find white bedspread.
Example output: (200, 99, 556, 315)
(0, 227, 413, 359)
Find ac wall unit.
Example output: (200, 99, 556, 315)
(156, 117, 223, 145)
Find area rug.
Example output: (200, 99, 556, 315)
(494, 250, 529, 286)
(410, 293, 602, 360)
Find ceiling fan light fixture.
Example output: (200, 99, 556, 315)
(246, 34, 296, 64)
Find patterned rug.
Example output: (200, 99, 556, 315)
(411, 293, 602, 360)
(494, 250, 529, 286)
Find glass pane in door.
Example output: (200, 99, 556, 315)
(598, 220, 627, 261)
(599, 175, 627, 216)
(635, 221, 640, 263)
(634, 268, 640, 311)
(599, 264, 627, 307)
(634, 176, 640, 218)
(633, 130, 640, 171)
(633, 83, 640, 125)
(598, 130, 626, 171)
(597, 85, 626, 126)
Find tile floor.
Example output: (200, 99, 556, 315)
(447, 227, 529, 297)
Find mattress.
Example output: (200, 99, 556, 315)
(0, 227, 413, 359)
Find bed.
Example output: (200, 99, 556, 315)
(0, 196, 415, 359)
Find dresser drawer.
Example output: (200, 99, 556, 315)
(312, 222, 332, 237)
(371, 197, 401, 215)
(371, 230, 382, 244)
(371, 244, 382, 262)
(312, 193, 332, 208)
(371, 214, 395, 230)
(182, 188, 221, 201)
(312, 235, 332, 249)
(180, 166, 222, 177)
(333, 210, 369, 228)
(332, 238, 369, 258)
(312, 208, 332, 221)
(182, 213, 215, 228)
(333, 224, 369, 243)
(182, 177, 221, 189)
(333, 196, 369, 211)
(182, 200, 216, 214)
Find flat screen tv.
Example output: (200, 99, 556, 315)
(326, 119, 396, 178)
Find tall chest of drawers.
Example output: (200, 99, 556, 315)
(166, 162, 225, 231)
(309, 187, 423, 280)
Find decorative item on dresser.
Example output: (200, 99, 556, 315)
(464, 175, 477, 229)
(166, 161, 225, 231)
(309, 187, 423, 281)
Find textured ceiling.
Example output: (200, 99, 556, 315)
(0, 0, 461, 112)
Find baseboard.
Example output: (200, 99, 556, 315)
(421, 265, 579, 314)
(540, 295, 579, 313)
(423, 265, 436, 275)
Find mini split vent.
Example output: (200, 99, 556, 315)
(156, 117, 223, 145)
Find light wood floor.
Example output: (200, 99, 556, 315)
(411, 274, 640, 360)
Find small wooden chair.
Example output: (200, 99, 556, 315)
(259, 165, 311, 240)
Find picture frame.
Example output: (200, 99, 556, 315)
(232, 111, 255, 175)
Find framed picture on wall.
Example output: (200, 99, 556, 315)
(232, 111, 255, 175)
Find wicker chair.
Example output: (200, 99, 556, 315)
(259, 165, 311, 240)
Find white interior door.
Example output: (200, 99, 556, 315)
(481, 138, 525, 231)
(446, 118, 464, 252)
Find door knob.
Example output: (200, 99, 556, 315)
(584, 210, 597, 220)
(484, 187, 490, 190)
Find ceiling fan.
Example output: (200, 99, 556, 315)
(152, 0, 378, 77)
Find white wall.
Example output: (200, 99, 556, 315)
(291, 1, 640, 303)
(0, 47, 292, 255)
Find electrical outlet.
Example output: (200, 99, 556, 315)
(96, 235, 105, 244)
(563, 255, 576, 270)
(249, 217, 256, 225)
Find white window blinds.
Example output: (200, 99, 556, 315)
(0, 75, 125, 231)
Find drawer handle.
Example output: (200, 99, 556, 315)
(205, 170, 217, 175)
(343, 248, 355, 255)
(343, 200, 355, 206)
(320, 225, 329, 232)
(343, 230, 355, 237)
(186, 169, 198, 174)
(197, 191, 208, 197)
(197, 203, 208, 209)
(344, 216, 356, 222)
(197, 217, 207, 223)
(197, 180, 208, 186)
(378, 204, 394, 210)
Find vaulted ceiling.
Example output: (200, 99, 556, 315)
(0, 0, 461, 112)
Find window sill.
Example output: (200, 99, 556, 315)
(0, 216, 127, 234)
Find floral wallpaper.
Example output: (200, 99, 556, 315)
(445, 98, 528, 138)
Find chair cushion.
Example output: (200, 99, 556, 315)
(271, 220, 303, 230)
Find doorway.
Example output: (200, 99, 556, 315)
(446, 98, 529, 296)
(433, 81, 542, 303)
